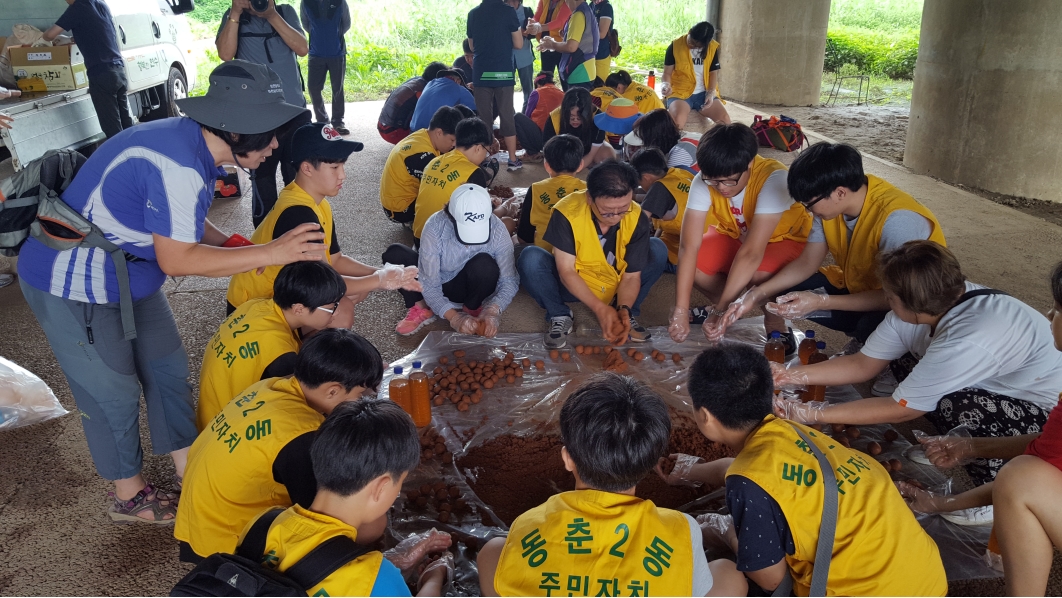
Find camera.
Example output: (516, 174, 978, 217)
(250, 0, 269, 12)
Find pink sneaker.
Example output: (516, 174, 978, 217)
(396, 305, 437, 336)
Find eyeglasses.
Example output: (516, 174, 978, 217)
(317, 301, 340, 315)
(594, 204, 633, 219)
(700, 172, 744, 188)
(801, 194, 830, 209)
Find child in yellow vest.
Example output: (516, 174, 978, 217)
(712, 142, 945, 360)
(517, 134, 586, 250)
(604, 70, 665, 115)
(411, 117, 494, 240)
(517, 161, 669, 347)
(197, 261, 349, 431)
(227, 123, 421, 313)
(668, 344, 947, 596)
(379, 106, 463, 225)
(667, 124, 810, 349)
(476, 373, 748, 597)
(245, 399, 453, 597)
(662, 21, 730, 129)
(629, 147, 694, 273)
(174, 329, 384, 563)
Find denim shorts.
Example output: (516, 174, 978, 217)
(666, 91, 708, 111)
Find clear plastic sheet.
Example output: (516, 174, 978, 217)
(379, 318, 997, 594)
(0, 356, 68, 430)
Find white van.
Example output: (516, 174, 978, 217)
(0, 0, 198, 171)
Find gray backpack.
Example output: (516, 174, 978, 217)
(0, 149, 137, 339)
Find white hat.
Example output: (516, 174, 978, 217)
(447, 184, 492, 245)
(623, 130, 643, 146)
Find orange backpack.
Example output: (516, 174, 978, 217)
(751, 115, 807, 152)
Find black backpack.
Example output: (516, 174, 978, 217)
(171, 509, 370, 597)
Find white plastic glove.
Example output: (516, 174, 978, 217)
(773, 394, 828, 424)
(384, 528, 453, 573)
(668, 307, 690, 343)
(895, 481, 953, 514)
(765, 290, 829, 319)
(771, 362, 809, 389)
(709, 288, 764, 341)
(0, 87, 20, 100)
(914, 426, 975, 469)
(695, 513, 735, 553)
(377, 263, 421, 291)
(448, 311, 478, 335)
(660, 82, 672, 97)
(478, 304, 502, 338)
(418, 552, 454, 591)
(657, 453, 703, 487)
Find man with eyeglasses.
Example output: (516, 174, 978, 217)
(710, 142, 945, 370)
(518, 160, 669, 347)
(667, 124, 811, 349)
(197, 262, 351, 431)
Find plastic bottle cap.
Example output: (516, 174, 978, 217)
(805, 330, 815, 338)
(816, 341, 826, 349)
(770, 331, 781, 338)
(412, 361, 422, 369)
(394, 366, 403, 375)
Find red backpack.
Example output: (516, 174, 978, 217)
(751, 115, 807, 152)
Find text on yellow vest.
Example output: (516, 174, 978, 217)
(226, 183, 335, 309)
(413, 149, 481, 238)
(531, 174, 587, 251)
(649, 168, 695, 265)
(196, 298, 301, 431)
(553, 191, 642, 305)
(668, 35, 721, 101)
(726, 416, 947, 597)
(819, 174, 946, 294)
(590, 87, 621, 111)
(496, 489, 693, 597)
(706, 156, 811, 243)
(621, 81, 665, 114)
(380, 128, 439, 213)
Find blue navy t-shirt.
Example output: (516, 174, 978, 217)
(54, 0, 123, 74)
(18, 118, 225, 303)
(725, 475, 796, 572)
(466, 0, 521, 88)
(410, 78, 477, 131)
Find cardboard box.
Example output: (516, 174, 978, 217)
(9, 45, 88, 92)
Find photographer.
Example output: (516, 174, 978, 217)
(216, 0, 312, 227)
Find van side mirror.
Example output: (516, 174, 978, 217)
(167, 0, 196, 16)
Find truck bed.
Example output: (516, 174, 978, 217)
(0, 87, 104, 170)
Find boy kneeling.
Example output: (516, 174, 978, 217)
(672, 345, 946, 595)
(477, 373, 747, 597)
(248, 399, 451, 596)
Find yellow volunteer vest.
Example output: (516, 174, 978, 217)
(413, 149, 481, 238)
(590, 87, 622, 111)
(707, 156, 811, 244)
(380, 128, 439, 213)
(819, 175, 946, 294)
(174, 377, 325, 557)
(553, 191, 642, 305)
(496, 490, 693, 597)
(621, 81, 664, 114)
(548, 105, 603, 137)
(649, 168, 695, 265)
(226, 183, 335, 309)
(250, 505, 384, 597)
(196, 298, 301, 431)
(727, 416, 947, 597)
(530, 174, 586, 251)
(669, 35, 721, 101)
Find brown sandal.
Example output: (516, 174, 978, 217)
(107, 483, 178, 524)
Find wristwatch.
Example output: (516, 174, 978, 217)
(617, 304, 631, 313)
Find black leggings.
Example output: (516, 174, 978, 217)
(382, 244, 500, 311)
(892, 353, 1049, 486)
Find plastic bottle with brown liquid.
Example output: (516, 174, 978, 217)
(764, 331, 786, 364)
(798, 329, 817, 365)
(409, 360, 432, 427)
(807, 341, 829, 402)
(647, 70, 656, 90)
(389, 366, 413, 417)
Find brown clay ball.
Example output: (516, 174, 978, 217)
(420, 484, 433, 495)
(845, 426, 861, 439)
(879, 460, 892, 472)
(514, 368, 524, 377)
(439, 357, 449, 364)
(883, 429, 899, 442)
(889, 458, 903, 471)
(471, 394, 481, 404)
(416, 496, 429, 508)
(575, 345, 585, 354)
(458, 402, 470, 412)
(483, 379, 494, 389)
(654, 352, 666, 362)
(626, 348, 636, 357)
(867, 441, 882, 456)
(535, 360, 545, 370)
(522, 358, 531, 368)
(561, 352, 571, 361)
(421, 449, 433, 460)
(593, 346, 602, 354)
(435, 488, 449, 500)
(550, 349, 559, 360)
(838, 436, 851, 448)
(433, 367, 442, 375)
(672, 353, 682, 363)
(831, 423, 845, 434)
(449, 486, 460, 499)
(407, 490, 421, 501)
(454, 350, 466, 358)
(438, 502, 452, 512)
(438, 511, 450, 523)
(506, 375, 516, 384)
(633, 351, 645, 361)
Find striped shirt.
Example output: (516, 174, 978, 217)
(417, 210, 519, 316)
(18, 117, 224, 303)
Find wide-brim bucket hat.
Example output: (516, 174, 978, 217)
(176, 60, 308, 134)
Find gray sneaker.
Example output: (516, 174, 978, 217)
(545, 315, 573, 348)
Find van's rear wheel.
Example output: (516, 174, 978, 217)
(164, 67, 187, 118)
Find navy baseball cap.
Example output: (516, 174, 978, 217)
(290, 123, 364, 166)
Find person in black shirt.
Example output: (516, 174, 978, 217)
(542, 87, 614, 166)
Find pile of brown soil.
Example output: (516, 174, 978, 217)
(457, 422, 733, 525)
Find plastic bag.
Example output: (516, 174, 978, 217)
(383, 528, 453, 573)
(912, 425, 975, 469)
(0, 356, 68, 430)
(764, 287, 830, 319)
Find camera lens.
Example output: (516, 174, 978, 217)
(251, 0, 269, 11)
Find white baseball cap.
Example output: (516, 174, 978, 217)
(447, 184, 492, 245)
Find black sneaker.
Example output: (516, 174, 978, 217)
(779, 328, 798, 359)
(628, 316, 651, 342)
(545, 315, 573, 349)
(689, 305, 711, 325)
(332, 123, 351, 135)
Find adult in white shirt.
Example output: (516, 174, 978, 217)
(668, 124, 811, 345)
(776, 240, 1058, 486)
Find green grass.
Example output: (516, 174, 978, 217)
(186, 0, 921, 101)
